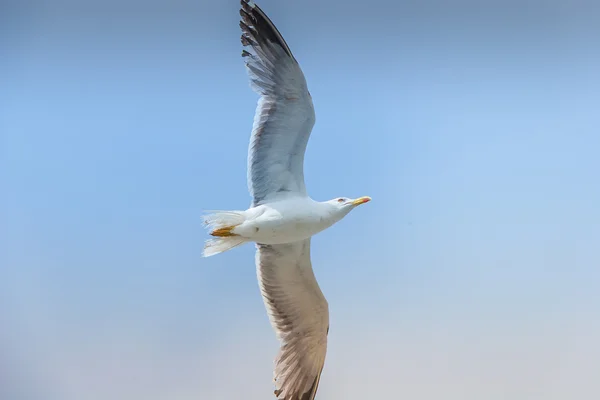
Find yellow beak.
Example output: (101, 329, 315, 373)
(351, 196, 371, 206)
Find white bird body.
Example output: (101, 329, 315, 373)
(233, 197, 341, 245)
(202, 1, 371, 399)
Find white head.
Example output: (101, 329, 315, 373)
(324, 196, 372, 219)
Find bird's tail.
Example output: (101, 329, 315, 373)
(202, 210, 248, 257)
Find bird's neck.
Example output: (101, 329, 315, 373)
(317, 201, 349, 225)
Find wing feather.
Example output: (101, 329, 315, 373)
(240, 0, 316, 206)
(256, 240, 329, 400)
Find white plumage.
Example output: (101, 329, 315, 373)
(203, 1, 371, 399)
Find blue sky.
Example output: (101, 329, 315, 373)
(2, 0, 600, 399)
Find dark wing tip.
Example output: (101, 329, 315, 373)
(303, 368, 323, 400)
(273, 367, 323, 400)
(239, 0, 295, 60)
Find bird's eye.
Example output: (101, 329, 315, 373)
(337, 198, 345, 203)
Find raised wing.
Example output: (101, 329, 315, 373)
(256, 240, 329, 400)
(240, 0, 316, 206)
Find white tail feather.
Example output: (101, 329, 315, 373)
(202, 210, 248, 257)
(203, 236, 247, 257)
(202, 210, 245, 230)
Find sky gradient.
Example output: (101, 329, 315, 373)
(2, 0, 600, 399)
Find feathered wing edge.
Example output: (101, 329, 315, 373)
(256, 240, 329, 400)
(238, 0, 316, 205)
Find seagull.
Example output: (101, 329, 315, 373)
(202, 1, 371, 399)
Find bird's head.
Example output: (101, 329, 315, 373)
(326, 196, 371, 218)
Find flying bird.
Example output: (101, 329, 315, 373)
(202, 1, 371, 398)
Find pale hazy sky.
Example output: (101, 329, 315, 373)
(2, 0, 600, 399)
